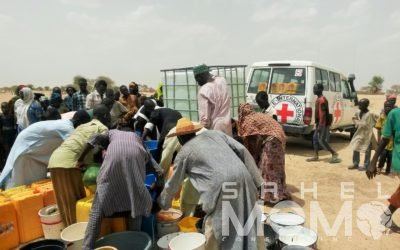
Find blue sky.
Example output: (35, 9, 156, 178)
(0, 0, 399, 88)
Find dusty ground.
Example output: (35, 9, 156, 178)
(268, 94, 400, 250)
(1, 92, 399, 249)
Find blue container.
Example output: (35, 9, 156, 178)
(145, 173, 158, 201)
(95, 231, 152, 250)
(144, 140, 159, 159)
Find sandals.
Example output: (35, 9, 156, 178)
(329, 154, 341, 164)
(381, 210, 393, 228)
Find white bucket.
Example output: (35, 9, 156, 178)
(61, 222, 88, 250)
(38, 205, 65, 239)
(278, 226, 317, 249)
(168, 232, 206, 250)
(156, 208, 183, 237)
(157, 232, 184, 250)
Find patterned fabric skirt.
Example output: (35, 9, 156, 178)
(258, 137, 291, 203)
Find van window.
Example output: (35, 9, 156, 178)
(334, 73, 341, 92)
(341, 79, 351, 99)
(269, 68, 306, 95)
(248, 68, 271, 94)
(315, 68, 328, 91)
(328, 71, 336, 91)
(321, 69, 329, 91)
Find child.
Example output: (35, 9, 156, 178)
(348, 98, 378, 170)
(375, 100, 395, 175)
(0, 102, 17, 171)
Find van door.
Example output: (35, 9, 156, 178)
(268, 67, 307, 125)
(340, 77, 357, 127)
(328, 71, 345, 129)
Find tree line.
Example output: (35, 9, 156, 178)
(359, 75, 400, 95)
(0, 75, 155, 94)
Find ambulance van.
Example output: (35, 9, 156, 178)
(245, 60, 358, 140)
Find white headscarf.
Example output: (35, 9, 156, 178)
(16, 87, 34, 129)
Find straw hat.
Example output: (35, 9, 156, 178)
(167, 118, 203, 137)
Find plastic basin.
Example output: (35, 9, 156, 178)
(20, 239, 66, 250)
(95, 231, 152, 250)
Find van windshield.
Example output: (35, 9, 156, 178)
(269, 68, 306, 95)
(247, 68, 271, 94)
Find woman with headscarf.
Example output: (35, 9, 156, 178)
(238, 103, 291, 204)
(15, 87, 43, 132)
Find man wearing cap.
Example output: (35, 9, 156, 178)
(159, 118, 264, 250)
(193, 64, 232, 136)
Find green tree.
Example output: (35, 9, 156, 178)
(368, 75, 384, 94)
(44, 86, 50, 91)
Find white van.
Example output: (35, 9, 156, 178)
(245, 60, 358, 140)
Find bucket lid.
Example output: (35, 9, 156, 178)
(279, 226, 317, 247)
(269, 212, 304, 226)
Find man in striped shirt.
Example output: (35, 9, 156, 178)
(72, 78, 89, 111)
(82, 129, 156, 249)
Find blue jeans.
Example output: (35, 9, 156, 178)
(313, 126, 335, 155)
(353, 143, 372, 168)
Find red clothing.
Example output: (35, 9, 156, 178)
(389, 185, 400, 208)
(315, 96, 329, 127)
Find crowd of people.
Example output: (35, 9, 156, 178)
(1, 63, 399, 249)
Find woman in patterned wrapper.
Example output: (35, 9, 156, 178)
(238, 103, 291, 204)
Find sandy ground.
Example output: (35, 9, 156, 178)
(269, 94, 400, 250)
(1, 92, 399, 249)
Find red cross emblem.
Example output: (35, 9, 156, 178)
(277, 103, 294, 123)
(334, 102, 342, 123)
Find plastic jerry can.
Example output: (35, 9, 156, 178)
(0, 201, 19, 250)
(76, 195, 111, 237)
(11, 191, 44, 243)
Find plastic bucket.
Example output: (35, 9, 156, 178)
(95, 231, 152, 250)
(20, 239, 66, 250)
(95, 247, 118, 250)
(278, 226, 317, 249)
(60, 222, 88, 250)
(157, 232, 184, 250)
(168, 232, 206, 250)
(38, 205, 65, 239)
(156, 208, 183, 237)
